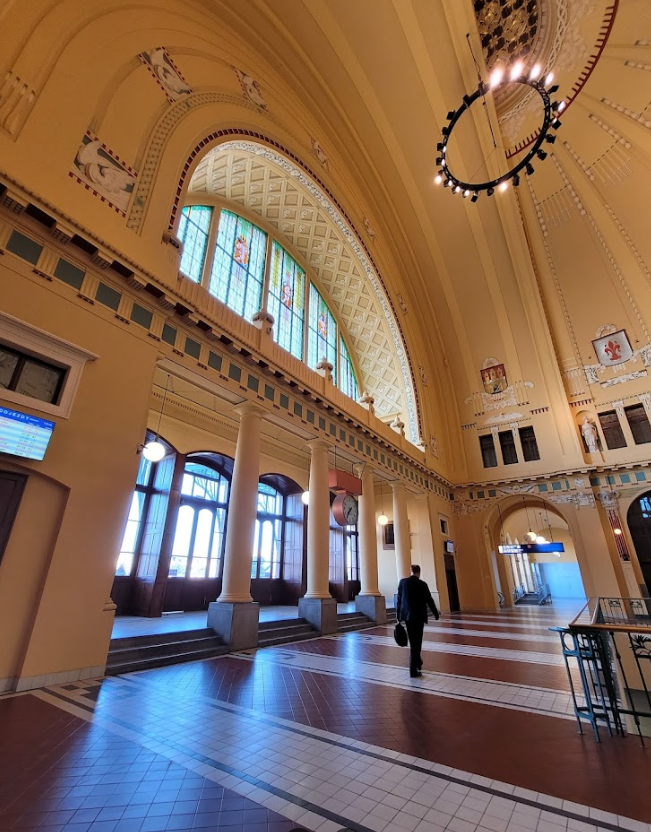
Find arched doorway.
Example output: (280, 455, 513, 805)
(486, 497, 586, 607)
(626, 493, 651, 595)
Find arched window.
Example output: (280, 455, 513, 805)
(251, 482, 283, 579)
(210, 209, 267, 320)
(339, 337, 359, 401)
(178, 205, 212, 282)
(169, 462, 229, 579)
(115, 453, 155, 576)
(177, 203, 362, 401)
(267, 240, 305, 359)
(308, 283, 337, 374)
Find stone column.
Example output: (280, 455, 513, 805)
(354, 464, 386, 623)
(391, 480, 411, 579)
(208, 402, 264, 649)
(299, 439, 337, 633)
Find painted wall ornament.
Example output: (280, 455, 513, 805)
(592, 329, 633, 367)
(139, 48, 191, 101)
(70, 132, 137, 215)
(480, 361, 508, 394)
(234, 68, 266, 108)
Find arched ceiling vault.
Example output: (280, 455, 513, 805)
(188, 140, 420, 440)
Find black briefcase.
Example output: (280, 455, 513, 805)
(394, 621, 408, 647)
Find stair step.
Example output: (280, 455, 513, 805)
(109, 627, 213, 650)
(337, 611, 367, 621)
(106, 644, 228, 676)
(107, 636, 224, 664)
(258, 618, 309, 632)
(257, 632, 321, 648)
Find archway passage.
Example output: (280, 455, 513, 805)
(491, 500, 587, 607)
(627, 493, 651, 595)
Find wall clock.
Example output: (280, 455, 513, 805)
(332, 493, 359, 526)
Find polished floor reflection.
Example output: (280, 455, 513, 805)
(1, 603, 650, 832)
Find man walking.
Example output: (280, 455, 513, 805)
(396, 564, 440, 677)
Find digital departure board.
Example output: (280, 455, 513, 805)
(0, 406, 55, 460)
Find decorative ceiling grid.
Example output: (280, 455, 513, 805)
(189, 149, 406, 419)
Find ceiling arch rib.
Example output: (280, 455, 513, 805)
(188, 139, 420, 443)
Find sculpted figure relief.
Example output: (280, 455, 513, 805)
(581, 416, 599, 453)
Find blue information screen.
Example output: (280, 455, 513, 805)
(0, 406, 55, 461)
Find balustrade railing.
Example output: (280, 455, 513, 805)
(552, 597, 651, 744)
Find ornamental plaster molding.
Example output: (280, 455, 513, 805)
(596, 490, 620, 507)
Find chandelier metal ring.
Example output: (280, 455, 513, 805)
(435, 72, 563, 201)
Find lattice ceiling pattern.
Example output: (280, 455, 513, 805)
(189, 148, 407, 422)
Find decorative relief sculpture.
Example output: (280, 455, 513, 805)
(429, 436, 439, 458)
(596, 490, 620, 508)
(363, 217, 375, 241)
(310, 138, 329, 169)
(234, 68, 266, 108)
(139, 48, 191, 101)
(481, 359, 508, 394)
(580, 416, 600, 453)
(592, 328, 633, 367)
(71, 133, 137, 215)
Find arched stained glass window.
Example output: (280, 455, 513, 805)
(267, 240, 305, 359)
(338, 337, 359, 401)
(210, 209, 267, 321)
(307, 283, 337, 374)
(178, 206, 212, 282)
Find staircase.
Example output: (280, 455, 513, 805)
(257, 618, 319, 648)
(385, 608, 397, 625)
(337, 611, 374, 632)
(515, 593, 542, 606)
(106, 628, 228, 676)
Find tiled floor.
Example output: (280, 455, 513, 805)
(2, 602, 650, 832)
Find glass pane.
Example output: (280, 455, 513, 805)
(181, 473, 194, 496)
(338, 337, 359, 401)
(190, 557, 208, 579)
(259, 520, 274, 578)
(210, 507, 226, 576)
(136, 455, 153, 486)
(210, 210, 266, 321)
(172, 505, 194, 559)
(168, 556, 188, 578)
(251, 519, 261, 578)
(272, 518, 282, 579)
(115, 552, 134, 576)
(14, 359, 63, 404)
(307, 283, 337, 373)
(179, 206, 212, 282)
(267, 240, 305, 359)
(0, 348, 19, 389)
(192, 508, 213, 566)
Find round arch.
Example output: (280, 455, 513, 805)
(166, 133, 421, 442)
(626, 492, 651, 595)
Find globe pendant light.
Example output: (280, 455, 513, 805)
(377, 484, 388, 526)
(142, 373, 171, 462)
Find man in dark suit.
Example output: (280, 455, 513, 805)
(396, 564, 440, 677)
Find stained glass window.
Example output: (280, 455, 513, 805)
(307, 284, 337, 374)
(178, 205, 212, 282)
(210, 210, 266, 321)
(338, 337, 359, 400)
(267, 240, 305, 359)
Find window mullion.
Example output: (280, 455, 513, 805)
(261, 233, 274, 315)
(200, 208, 221, 289)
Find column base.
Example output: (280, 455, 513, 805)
(208, 601, 260, 650)
(355, 594, 386, 624)
(298, 597, 337, 634)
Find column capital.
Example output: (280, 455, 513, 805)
(389, 479, 406, 492)
(234, 401, 266, 419)
(306, 438, 330, 453)
(354, 462, 374, 479)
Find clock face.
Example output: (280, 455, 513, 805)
(342, 494, 358, 525)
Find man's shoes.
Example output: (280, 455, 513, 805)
(410, 671, 422, 678)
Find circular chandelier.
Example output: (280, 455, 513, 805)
(435, 63, 564, 201)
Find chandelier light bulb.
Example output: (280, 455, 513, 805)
(499, 181, 508, 192)
(464, 190, 470, 197)
(510, 62, 524, 81)
(377, 513, 389, 526)
(454, 185, 461, 193)
(434, 174, 443, 185)
(544, 71, 554, 87)
(529, 64, 541, 80)
(489, 67, 504, 88)
(142, 440, 166, 462)
(558, 100, 566, 112)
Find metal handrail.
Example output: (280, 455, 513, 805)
(570, 597, 651, 634)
